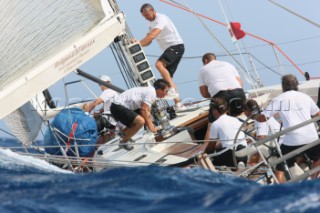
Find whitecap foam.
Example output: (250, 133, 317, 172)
(0, 148, 72, 174)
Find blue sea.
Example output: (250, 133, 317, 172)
(0, 138, 319, 213)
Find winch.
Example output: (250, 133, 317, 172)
(152, 100, 177, 139)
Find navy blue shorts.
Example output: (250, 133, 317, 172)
(211, 145, 247, 167)
(110, 103, 138, 128)
(276, 143, 320, 171)
(159, 44, 185, 77)
(208, 88, 246, 123)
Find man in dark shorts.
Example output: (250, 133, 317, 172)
(275, 144, 320, 178)
(132, 3, 185, 111)
(254, 74, 320, 183)
(110, 79, 170, 150)
(198, 53, 245, 140)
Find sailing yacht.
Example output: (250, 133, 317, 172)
(0, 0, 319, 184)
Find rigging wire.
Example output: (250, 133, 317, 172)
(173, 55, 320, 86)
(2, 136, 255, 149)
(107, 55, 320, 86)
(0, 128, 15, 138)
(110, 43, 131, 89)
(271, 45, 286, 76)
(268, 0, 320, 29)
(242, 35, 320, 50)
(223, 0, 263, 88)
(151, 50, 320, 74)
(164, 0, 255, 88)
(160, 0, 309, 79)
(148, 35, 320, 60)
(217, 0, 259, 89)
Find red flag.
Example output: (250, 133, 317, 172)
(228, 22, 246, 41)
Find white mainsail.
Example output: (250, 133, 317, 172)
(0, 0, 126, 119)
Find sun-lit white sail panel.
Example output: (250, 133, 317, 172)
(0, 0, 126, 119)
(0, 0, 104, 88)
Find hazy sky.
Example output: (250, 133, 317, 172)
(82, 0, 319, 95)
(1, 0, 319, 139)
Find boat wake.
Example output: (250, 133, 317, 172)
(0, 148, 72, 174)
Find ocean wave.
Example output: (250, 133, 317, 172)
(0, 139, 319, 212)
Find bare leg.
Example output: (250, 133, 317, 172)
(311, 159, 320, 179)
(122, 115, 145, 142)
(204, 123, 211, 141)
(249, 152, 260, 164)
(155, 60, 181, 104)
(155, 60, 175, 88)
(275, 170, 286, 183)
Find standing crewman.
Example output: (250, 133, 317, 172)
(132, 3, 185, 111)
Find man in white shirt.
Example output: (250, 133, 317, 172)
(205, 97, 247, 167)
(198, 52, 246, 140)
(244, 99, 283, 163)
(132, 3, 185, 110)
(83, 75, 119, 130)
(244, 99, 283, 142)
(254, 74, 320, 183)
(110, 79, 170, 150)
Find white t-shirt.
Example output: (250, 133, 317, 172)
(113, 87, 156, 110)
(255, 116, 283, 144)
(198, 60, 241, 96)
(99, 89, 119, 113)
(263, 90, 319, 146)
(149, 13, 183, 51)
(210, 114, 247, 148)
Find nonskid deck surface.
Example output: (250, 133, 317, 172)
(92, 129, 199, 170)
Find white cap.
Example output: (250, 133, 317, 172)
(100, 75, 111, 82)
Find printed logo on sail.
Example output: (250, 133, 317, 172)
(54, 39, 95, 70)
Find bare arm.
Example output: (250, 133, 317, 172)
(254, 114, 267, 122)
(83, 98, 103, 112)
(313, 111, 320, 117)
(140, 102, 157, 133)
(139, 28, 161, 47)
(199, 86, 211, 98)
(236, 76, 243, 88)
(204, 140, 217, 154)
(312, 111, 320, 127)
(314, 111, 320, 129)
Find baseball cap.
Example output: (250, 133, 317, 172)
(100, 75, 111, 82)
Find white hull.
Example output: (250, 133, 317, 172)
(93, 129, 200, 171)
